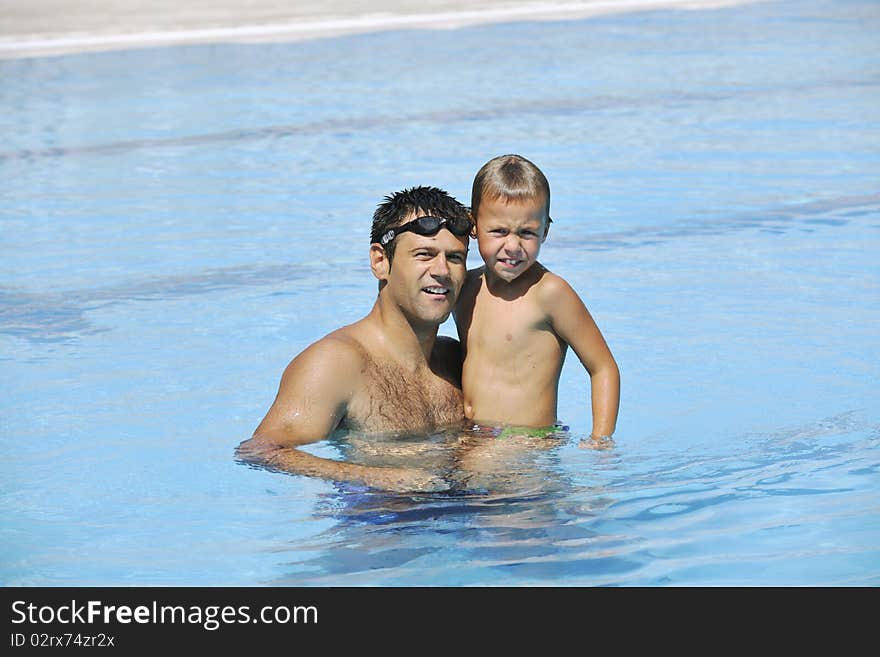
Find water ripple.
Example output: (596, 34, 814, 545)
(268, 411, 879, 584)
(0, 262, 315, 342)
(551, 194, 880, 252)
(2, 77, 877, 164)
(3, 192, 876, 344)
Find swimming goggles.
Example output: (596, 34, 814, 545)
(379, 215, 472, 246)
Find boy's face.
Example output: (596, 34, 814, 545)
(475, 194, 549, 284)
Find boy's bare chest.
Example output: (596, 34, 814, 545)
(344, 359, 464, 434)
(467, 292, 551, 352)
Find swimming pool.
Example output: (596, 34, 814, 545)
(1, 0, 878, 585)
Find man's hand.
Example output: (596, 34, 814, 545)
(237, 437, 451, 493)
(361, 466, 451, 493)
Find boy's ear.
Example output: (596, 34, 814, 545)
(370, 243, 390, 280)
(541, 216, 551, 242)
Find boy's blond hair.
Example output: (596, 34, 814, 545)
(471, 154, 551, 222)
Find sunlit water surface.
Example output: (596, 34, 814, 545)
(2, 0, 878, 585)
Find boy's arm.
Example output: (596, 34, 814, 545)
(543, 276, 620, 439)
(236, 338, 448, 492)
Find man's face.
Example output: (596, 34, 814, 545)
(383, 223, 469, 327)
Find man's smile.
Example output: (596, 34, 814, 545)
(422, 285, 450, 298)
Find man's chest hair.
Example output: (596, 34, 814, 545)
(343, 358, 463, 433)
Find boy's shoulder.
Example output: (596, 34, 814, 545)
(534, 266, 571, 290)
(461, 264, 581, 308)
(532, 266, 582, 306)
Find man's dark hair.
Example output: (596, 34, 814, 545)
(370, 186, 471, 262)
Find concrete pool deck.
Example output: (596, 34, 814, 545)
(0, 0, 758, 59)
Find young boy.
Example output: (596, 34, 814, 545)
(454, 154, 620, 442)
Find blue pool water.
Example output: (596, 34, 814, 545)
(1, 0, 879, 585)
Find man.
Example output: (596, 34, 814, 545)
(236, 186, 472, 492)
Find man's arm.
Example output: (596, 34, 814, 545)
(542, 276, 620, 440)
(236, 336, 449, 492)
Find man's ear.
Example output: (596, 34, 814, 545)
(370, 243, 390, 280)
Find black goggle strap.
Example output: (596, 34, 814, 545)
(379, 216, 470, 246)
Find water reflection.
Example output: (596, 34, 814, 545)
(262, 409, 880, 585)
(267, 426, 629, 585)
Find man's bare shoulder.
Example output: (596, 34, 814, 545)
(431, 334, 463, 383)
(466, 265, 486, 281)
(461, 266, 485, 295)
(434, 334, 462, 352)
(284, 325, 369, 381)
(454, 267, 485, 323)
(253, 324, 371, 447)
